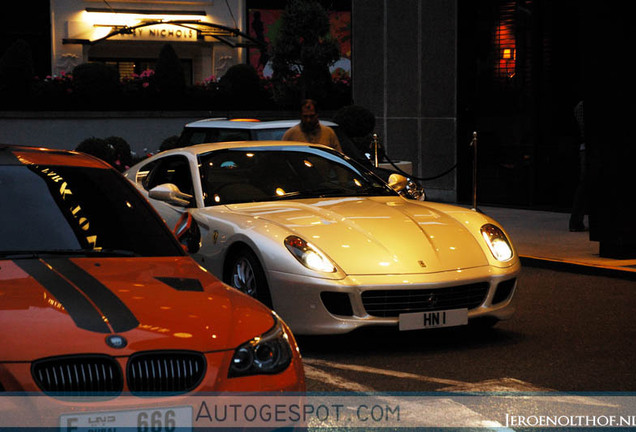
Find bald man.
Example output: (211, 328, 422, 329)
(282, 99, 343, 153)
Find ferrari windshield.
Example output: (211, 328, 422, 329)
(0, 165, 184, 257)
(199, 146, 397, 206)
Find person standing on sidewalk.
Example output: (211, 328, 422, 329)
(283, 99, 343, 153)
(569, 100, 588, 232)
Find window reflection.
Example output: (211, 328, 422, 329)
(198, 147, 395, 206)
(0, 165, 182, 257)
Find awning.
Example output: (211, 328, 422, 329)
(63, 20, 265, 49)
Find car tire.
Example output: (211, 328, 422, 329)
(224, 247, 273, 308)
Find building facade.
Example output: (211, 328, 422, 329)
(5, 1, 614, 215)
(51, 0, 255, 84)
(352, 0, 459, 202)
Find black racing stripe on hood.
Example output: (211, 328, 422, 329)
(155, 277, 204, 292)
(15, 259, 111, 334)
(48, 258, 140, 333)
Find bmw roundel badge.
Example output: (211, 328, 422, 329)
(106, 335, 128, 349)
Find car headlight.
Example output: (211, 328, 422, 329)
(480, 224, 513, 262)
(284, 235, 336, 273)
(229, 315, 293, 378)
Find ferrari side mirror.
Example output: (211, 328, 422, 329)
(149, 183, 192, 207)
(387, 173, 408, 192)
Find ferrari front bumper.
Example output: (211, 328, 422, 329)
(267, 262, 520, 335)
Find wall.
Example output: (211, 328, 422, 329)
(352, 0, 458, 202)
(0, 112, 211, 156)
(0, 110, 300, 157)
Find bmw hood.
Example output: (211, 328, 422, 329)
(229, 197, 490, 274)
(0, 257, 274, 362)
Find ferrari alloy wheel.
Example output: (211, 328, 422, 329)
(231, 256, 257, 297)
(225, 248, 273, 307)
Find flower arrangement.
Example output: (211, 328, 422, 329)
(121, 69, 155, 91)
(331, 68, 350, 87)
(36, 71, 74, 94)
(194, 74, 219, 91)
(4, 64, 350, 111)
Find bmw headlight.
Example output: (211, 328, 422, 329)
(480, 224, 513, 262)
(229, 316, 293, 378)
(284, 235, 336, 273)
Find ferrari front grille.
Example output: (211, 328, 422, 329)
(127, 351, 206, 394)
(32, 355, 123, 395)
(361, 282, 490, 317)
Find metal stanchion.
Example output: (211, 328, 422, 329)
(372, 133, 380, 167)
(470, 131, 479, 211)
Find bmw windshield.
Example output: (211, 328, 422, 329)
(0, 164, 184, 258)
(198, 146, 398, 206)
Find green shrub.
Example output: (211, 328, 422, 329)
(0, 39, 35, 107)
(333, 105, 376, 157)
(72, 63, 121, 109)
(159, 135, 180, 152)
(333, 105, 375, 138)
(75, 137, 115, 165)
(218, 63, 265, 109)
(104, 136, 133, 171)
(153, 44, 185, 101)
(271, 0, 340, 104)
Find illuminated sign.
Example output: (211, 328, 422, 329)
(64, 9, 259, 47)
(110, 24, 199, 42)
(79, 9, 204, 43)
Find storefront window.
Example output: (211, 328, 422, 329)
(495, 0, 518, 80)
(95, 59, 193, 85)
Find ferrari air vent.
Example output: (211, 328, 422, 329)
(361, 282, 490, 317)
(127, 351, 206, 395)
(32, 355, 123, 395)
(493, 278, 516, 304)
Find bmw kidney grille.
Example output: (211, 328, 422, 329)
(32, 355, 123, 395)
(31, 351, 206, 396)
(127, 351, 206, 394)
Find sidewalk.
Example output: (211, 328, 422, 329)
(479, 206, 636, 276)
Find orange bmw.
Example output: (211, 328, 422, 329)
(0, 145, 305, 428)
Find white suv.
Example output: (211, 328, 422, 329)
(177, 118, 340, 147)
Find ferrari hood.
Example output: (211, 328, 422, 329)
(0, 257, 274, 362)
(229, 197, 490, 274)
